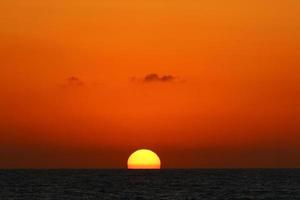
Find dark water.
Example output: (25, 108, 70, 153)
(0, 169, 300, 199)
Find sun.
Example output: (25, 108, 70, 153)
(127, 149, 161, 169)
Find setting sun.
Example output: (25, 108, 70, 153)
(127, 149, 161, 169)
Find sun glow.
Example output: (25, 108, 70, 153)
(127, 149, 161, 169)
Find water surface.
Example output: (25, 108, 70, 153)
(1, 169, 299, 199)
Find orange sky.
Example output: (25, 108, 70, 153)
(0, 0, 300, 168)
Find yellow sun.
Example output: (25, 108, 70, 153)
(127, 149, 161, 169)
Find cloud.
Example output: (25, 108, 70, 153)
(61, 76, 84, 88)
(132, 73, 182, 83)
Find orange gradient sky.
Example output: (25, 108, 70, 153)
(0, 0, 300, 168)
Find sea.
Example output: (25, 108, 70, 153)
(0, 169, 299, 199)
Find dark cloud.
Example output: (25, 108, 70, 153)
(61, 76, 84, 88)
(67, 76, 84, 86)
(143, 73, 178, 82)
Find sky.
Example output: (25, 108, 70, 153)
(0, 0, 300, 168)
